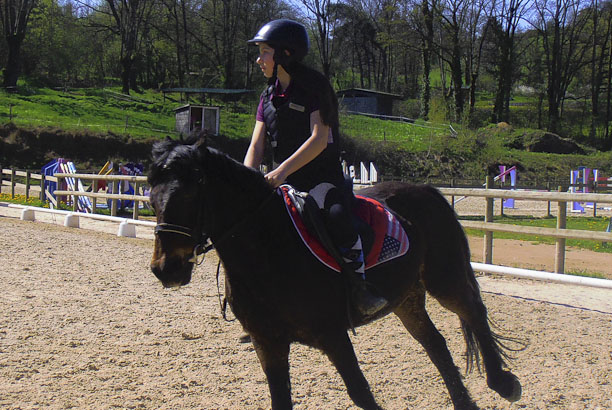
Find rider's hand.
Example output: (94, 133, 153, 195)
(264, 167, 288, 188)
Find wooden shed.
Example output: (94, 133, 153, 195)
(337, 88, 403, 116)
(174, 104, 220, 136)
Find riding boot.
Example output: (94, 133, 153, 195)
(341, 238, 388, 317)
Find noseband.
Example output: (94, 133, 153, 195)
(154, 222, 213, 264)
(154, 184, 213, 265)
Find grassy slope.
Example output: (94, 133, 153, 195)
(1, 85, 611, 181)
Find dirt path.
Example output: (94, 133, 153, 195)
(1, 216, 611, 410)
(468, 236, 612, 280)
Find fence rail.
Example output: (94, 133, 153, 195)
(1, 168, 149, 219)
(439, 180, 612, 274)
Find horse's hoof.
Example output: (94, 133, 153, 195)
(489, 371, 522, 402)
(504, 377, 522, 402)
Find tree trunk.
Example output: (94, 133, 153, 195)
(451, 52, 463, 119)
(121, 56, 133, 94)
(590, 0, 600, 140)
(420, 0, 434, 120)
(450, 25, 464, 119)
(420, 49, 431, 120)
(3, 36, 22, 88)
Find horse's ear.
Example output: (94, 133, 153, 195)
(194, 129, 209, 148)
(193, 133, 209, 168)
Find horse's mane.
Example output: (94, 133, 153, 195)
(149, 135, 272, 196)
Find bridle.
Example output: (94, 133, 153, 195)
(153, 183, 276, 265)
(153, 182, 276, 322)
(154, 222, 213, 264)
(154, 183, 213, 265)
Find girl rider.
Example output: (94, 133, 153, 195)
(244, 19, 387, 317)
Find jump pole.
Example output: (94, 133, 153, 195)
(472, 262, 612, 289)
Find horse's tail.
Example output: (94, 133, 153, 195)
(458, 261, 522, 373)
(410, 185, 526, 373)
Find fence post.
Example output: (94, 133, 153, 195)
(546, 182, 552, 218)
(56, 175, 64, 207)
(40, 173, 45, 201)
(25, 170, 31, 200)
(92, 179, 98, 213)
(111, 180, 119, 217)
(0, 164, 3, 194)
(592, 181, 597, 218)
(555, 186, 566, 274)
(71, 176, 79, 212)
(450, 178, 455, 210)
(484, 176, 494, 264)
(132, 181, 140, 220)
(11, 168, 16, 198)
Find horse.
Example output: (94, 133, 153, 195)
(148, 136, 523, 410)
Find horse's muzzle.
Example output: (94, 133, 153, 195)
(150, 256, 193, 288)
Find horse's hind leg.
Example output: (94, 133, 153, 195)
(251, 337, 293, 410)
(320, 332, 385, 410)
(394, 289, 479, 410)
(433, 269, 522, 403)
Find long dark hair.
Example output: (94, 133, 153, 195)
(284, 62, 339, 129)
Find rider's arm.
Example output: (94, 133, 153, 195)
(244, 120, 266, 169)
(264, 110, 329, 188)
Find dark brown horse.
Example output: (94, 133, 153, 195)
(148, 136, 522, 410)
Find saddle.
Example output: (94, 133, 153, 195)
(280, 185, 409, 273)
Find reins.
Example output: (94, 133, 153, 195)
(155, 185, 277, 321)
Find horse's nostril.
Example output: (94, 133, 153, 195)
(151, 263, 163, 280)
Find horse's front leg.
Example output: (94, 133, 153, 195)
(251, 336, 292, 410)
(320, 332, 385, 410)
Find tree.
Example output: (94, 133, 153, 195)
(464, 0, 494, 116)
(0, 0, 38, 88)
(106, 0, 156, 93)
(490, 0, 529, 123)
(333, 1, 378, 88)
(297, 0, 336, 79)
(156, 0, 193, 87)
(195, 0, 262, 89)
(77, 0, 157, 93)
(419, 0, 436, 119)
(587, 0, 612, 141)
(430, 0, 470, 120)
(532, 0, 591, 133)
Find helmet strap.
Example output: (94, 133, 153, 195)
(268, 63, 278, 85)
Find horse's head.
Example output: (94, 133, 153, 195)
(148, 134, 274, 288)
(148, 136, 209, 288)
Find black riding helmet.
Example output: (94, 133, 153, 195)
(248, 19, 309, 66)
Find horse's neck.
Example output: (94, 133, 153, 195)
(206, 181, 277, 246)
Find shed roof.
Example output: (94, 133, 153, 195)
(161, 87, 253, 95)
(337, 88, 403, 99)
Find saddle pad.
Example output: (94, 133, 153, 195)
(280, 186, 410, 273)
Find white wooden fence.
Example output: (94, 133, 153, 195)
(4, 168, 612, 277)
(53, 173, 149, 219)
(439, 179, 612, 274)
(0, 168, 149, 219)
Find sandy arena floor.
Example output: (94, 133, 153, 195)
(0, 206, 611, 410)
